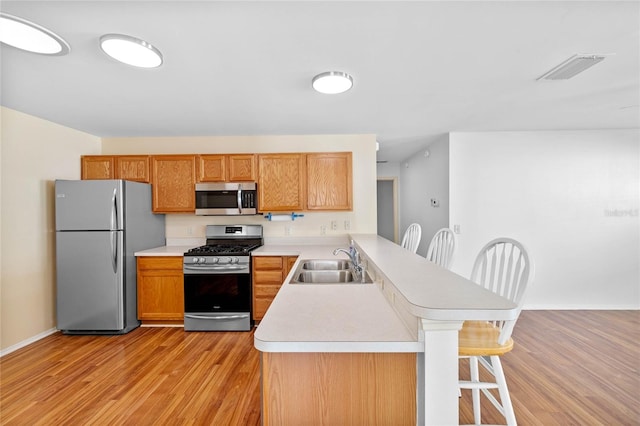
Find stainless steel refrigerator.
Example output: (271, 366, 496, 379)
(55, 179, 165, 334)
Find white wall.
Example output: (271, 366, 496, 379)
(398, 136, 450, 257)
(101, 135, 378, 240)
(449, 130, 640, 309)
(0, 107, 101, 351)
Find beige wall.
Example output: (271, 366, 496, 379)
(102, 135, 378, 240)
(0, 107, 101, 352)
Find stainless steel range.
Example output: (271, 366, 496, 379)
(183, 224, 263, 331)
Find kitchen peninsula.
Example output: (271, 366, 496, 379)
(254, 234, 518, 425)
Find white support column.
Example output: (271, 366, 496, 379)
(420, 319, 464, 425)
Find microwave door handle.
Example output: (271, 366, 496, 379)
(237, 184, 242, 214)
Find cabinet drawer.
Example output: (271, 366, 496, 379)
(254, 284, 282, 298)
(253, 270, 283, 284)
(137, 256, 183, 270)
(253, 256, 284, 270)
(254, 298, 275, 320)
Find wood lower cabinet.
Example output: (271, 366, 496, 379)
(261, 352, 416, 424)
(306, 152, 352, 210)
(252, 255, 297, 321)
(151, 155, 196, 213)
(137, 256, 184, 324)
(257, 154, 306, 212)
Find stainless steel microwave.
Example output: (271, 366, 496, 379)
(195, 182, 258, 215)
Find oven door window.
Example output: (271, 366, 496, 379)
(184, 273, 251, 313)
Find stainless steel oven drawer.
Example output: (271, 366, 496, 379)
(184, 312, 251, 331)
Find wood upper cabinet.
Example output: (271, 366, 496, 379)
(81, 155, 150, 183)
(252, 255, 298, 321)
(115, 156, 150, 183)
(306, 152, 352, 211)
(81, 156, 114, 180)
(197, 154, 256, 182)
(257, 154, 306, 212)
(151, 155, 196, 213)
(137, 256, 184, 323)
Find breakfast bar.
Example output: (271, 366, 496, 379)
(254, 234, 518, 425)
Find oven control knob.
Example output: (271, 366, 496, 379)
(199, 257, 206, 263)
(192, 257, 199, 263)
(210, 258, 219, 264)
(231, 257, 239, 264)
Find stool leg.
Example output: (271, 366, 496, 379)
(491, 355, 516, 426)
(470, 355, 481, 424)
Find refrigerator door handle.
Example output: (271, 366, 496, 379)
(111, 188, 118, 230)
(111, 231, 118, 273)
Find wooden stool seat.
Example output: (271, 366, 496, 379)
(459, 321, 514, 356)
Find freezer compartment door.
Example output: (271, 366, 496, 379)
(55, 180, 124, 231)
(56, 230, 124, 331)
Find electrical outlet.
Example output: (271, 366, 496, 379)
(187, 227, 193, 235)
(285, 226, 292, 236)
(453, 224, 461, 234)
(344, 220, 350, 230)
(320, 225, 327, 235)
(331, 220, 337, 231)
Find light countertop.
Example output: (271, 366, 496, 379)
(134, 245, 194, 256)
(254, 234, 518, 353)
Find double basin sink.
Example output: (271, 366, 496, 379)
(289, 259, 373, 284)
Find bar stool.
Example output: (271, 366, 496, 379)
(426, 227, 456, 269)
(459, 237, 534, 426)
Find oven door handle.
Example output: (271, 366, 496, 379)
(183, 265, 250, 273)
(184, 314, 249, 321)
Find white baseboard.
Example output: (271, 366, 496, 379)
(523, 304, 640, 310)
(0, 328, 58, 358)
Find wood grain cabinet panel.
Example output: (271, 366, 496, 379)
(306, 152, 352, 210)
(115, 155, 150, 183)
(197, 154, 256, 182)
(227, 154, 256, 181)
(252, 256, 297, 321)
(81, 156, 114, 180)
(151, 155, 196, 213)
(197, 154, 226, 182)
(262, 352, 416, 424)
(136, 256, 184, 323)
(257, 154, 306, 212)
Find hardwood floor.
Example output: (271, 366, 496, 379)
(1, 311, 638, 425)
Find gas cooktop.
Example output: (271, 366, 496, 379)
(185, 244, 261, 256)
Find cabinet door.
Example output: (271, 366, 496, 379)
(258, 154, 306, 212)
(137, 257, 184, 321)
(115, 156, 150, 183)
(197, 154, 226, 182)
(151, 155, 196, 213)
(81, 156, 114, 180)
(306, 152, 353, 210)
(228, 154, 256, 181)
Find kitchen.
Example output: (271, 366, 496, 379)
(1, 1, 639, 425)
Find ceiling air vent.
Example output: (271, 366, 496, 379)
(537, 54, 607, 80)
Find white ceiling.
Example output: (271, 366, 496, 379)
(1, 1, 638, 163)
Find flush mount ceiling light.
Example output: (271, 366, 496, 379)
(0, 12, 70, 55)
(312, 71, 353, 94)
(100, 34, 163, 68)
(537, 54, 607, 80)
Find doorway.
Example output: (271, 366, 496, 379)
(376, 177, 398, 243)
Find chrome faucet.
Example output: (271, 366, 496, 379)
(333, 241, 364, 280)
